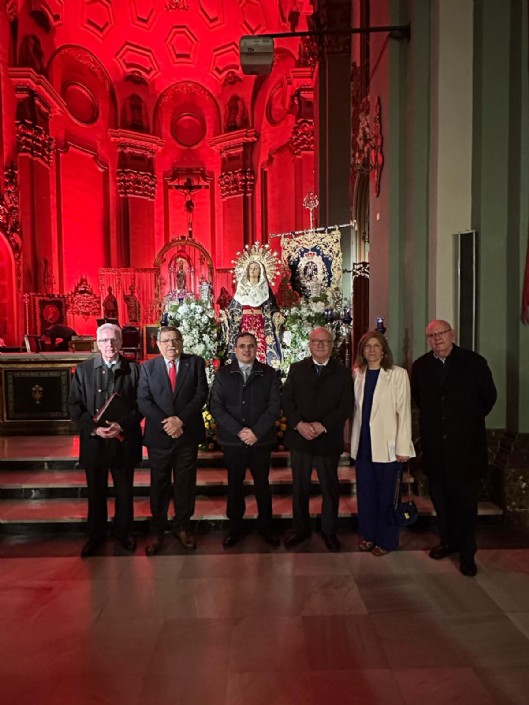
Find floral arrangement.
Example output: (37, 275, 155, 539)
(280, 293, 344, 372)
(201, 409, 218, 452)
(164, 296, 220, 360)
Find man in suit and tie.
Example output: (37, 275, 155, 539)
(138, 325, 208, 554)
(69, 323, 142, 557)
(412, 320, 497, 576)
(281, 327, 353, 552)
(210, 332, 281, 548)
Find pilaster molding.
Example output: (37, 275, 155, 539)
(117, 169, 157, 200)
(218, 169, 255, 199)
(0, 163, 22, 289)
(290, 118, 314, 154)
(109, 129, 164, 157)
(16, 120, 54, 165)
(209, 128, 259, 159)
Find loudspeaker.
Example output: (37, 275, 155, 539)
(457, 230, 477, 350)
(239, 36, 274, 75)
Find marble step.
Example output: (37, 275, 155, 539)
(0, 494, 504, 531)
(0, 466, 365, 499)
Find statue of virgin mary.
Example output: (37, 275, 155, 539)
(223, 244, 284, 369)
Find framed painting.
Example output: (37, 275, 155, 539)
(34, 296, 67, 335)
(144, 325, 160, 358)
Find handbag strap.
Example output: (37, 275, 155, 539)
(394, 463, 413, 508)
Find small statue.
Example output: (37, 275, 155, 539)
(123, 285, 141, 323)
(102, 285, 119, 319)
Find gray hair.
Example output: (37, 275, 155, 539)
(96, 323, 122, 343)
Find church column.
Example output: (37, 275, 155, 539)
(11, 79, 55, 293)
(109, 130, 164, 269)
(317, 0, 352, 285)
(210, 129, 258, 266)
(288, 72, 316, 231)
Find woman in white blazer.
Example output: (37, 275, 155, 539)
(351, 331, 415, 555)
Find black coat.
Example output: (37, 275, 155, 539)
(138, 353, 208, 450)
(281, 357, 353, 456)
(68, 354, 143, 469)
(411, 345, 497, 484)
(210, 360, 281, 447)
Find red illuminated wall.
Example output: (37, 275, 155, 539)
(0, 0, 317, 343)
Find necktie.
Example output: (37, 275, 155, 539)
(242, 365, 251, 383)
(169, 360, 177, 391)
(106, 363, 116, 397)
(315, 364, 324, 376)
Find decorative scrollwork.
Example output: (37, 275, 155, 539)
(0, 162, 22, 288)
(352, 96, 384, 197)
(67, 277, 101, 319)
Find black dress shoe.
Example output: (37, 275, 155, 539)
(81, 539, 103, 558)
(460, 557, 477, 577)
(120, 536, 137, 552)
(429, 544, 455, 560)
(322, 534, 341, 552)
(145, 533, 164, 556)
(259, 531, 280, 548)
(176, 530, 196, 551)
(223, 532, 243, 548)
(284, 531, 311, 549)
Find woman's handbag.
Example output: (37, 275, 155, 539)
(393, 465, 419, 526)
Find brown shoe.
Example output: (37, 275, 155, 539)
(176, 530, 196, 551)
(145, 533, 164, 556)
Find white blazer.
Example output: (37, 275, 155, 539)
(350, 365, 416, 463)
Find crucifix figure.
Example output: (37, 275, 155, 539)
(171, 177, 208, 236)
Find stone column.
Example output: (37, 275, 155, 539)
(109, 130, 164, 269)
(210, 129, 258, 266)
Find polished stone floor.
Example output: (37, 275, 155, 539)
(1, 526, 529, 705)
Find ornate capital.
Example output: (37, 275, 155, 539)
(117, 169, 157, 200)
(290, 119, 314, 155)
(209, 129, 259, 158)
(16, 120, 54, 165)
(218, 169, 255, 199)
(352, 96, 384, 197)
(6, 0, 17, 21)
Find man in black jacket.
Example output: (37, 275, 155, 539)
(210, 332, 281, 548)
(281, 327, 353, 552)
(69, 323, 142, 557)
(411, 320, 497, 576)
(138, 326, 208, 554)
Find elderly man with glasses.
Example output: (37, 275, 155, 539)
(138, 325, 208, 554)
(412, 320, 497, 576)
(281, 327, 353, 551)
(69, 323, 143, 557)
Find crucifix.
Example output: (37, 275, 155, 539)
(170, 177, 208, 236)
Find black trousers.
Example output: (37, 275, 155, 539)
(290, 449, 340, 536)
(222, 444, 273, 533)
(428, 473, 479, 559)
(85, 449, 134, 542)
(148, 443, 198, 533)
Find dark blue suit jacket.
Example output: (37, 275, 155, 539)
(138, 353, 208, 451)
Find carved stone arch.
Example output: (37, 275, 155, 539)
(154, 235, 214, 302)
(47, 44, 118, 128)
(153, 81, 222, 141)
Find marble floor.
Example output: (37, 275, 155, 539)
(1, 526, 529, 705)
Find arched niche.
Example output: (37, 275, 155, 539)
(154, 236, 214, 303)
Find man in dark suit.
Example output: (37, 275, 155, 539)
(69, 323, 142, 557)
(411, 319, 497, 576)
(282, 327, 353, 552)
(210, 332, 281, 548)
(138, 325, 208, 554)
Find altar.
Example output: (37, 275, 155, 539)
(0, 351, 94, 435)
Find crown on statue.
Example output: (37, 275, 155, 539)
(232, 242, 280, 286)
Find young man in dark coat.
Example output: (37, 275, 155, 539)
(69, 323, 142, 557)
(138, 326, 208, 554)
(411, 319, 497, 576)
(281, 327, 353, 552)
(210, 332, 281, 548)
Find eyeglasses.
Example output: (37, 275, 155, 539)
(98, 338, 119, 344)
(426, 329, 452, 340)
(159, 338, 182, 346)
(236, 343, 256, 350)
(310, 338, 333, 345)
